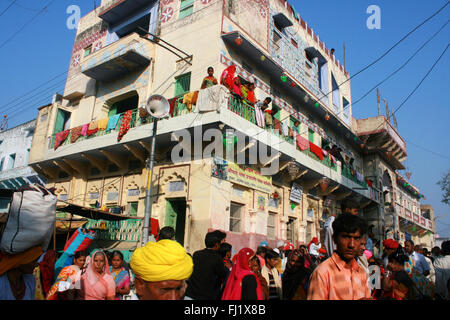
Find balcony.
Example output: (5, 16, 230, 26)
(81, 33, 152, 82)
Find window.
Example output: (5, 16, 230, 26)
(53, 109, 71, 134)
(318, 61, 329, 93)
(128, 202, 138, 217)
(174, 72, 191, 97)
(229, 202, 243, 232)
(269, 197, 279, 208)
(286, 217, 296, 243)
(273, 32, 282, 56)
(331, 73, 340, 112)
(342, 98, 350, 119)
(5, 154, 15, 170)
(179, 0, 194, 19)
(308, 129, 315, 143)
(267, 212, 277, 239)
(108, 93, 139, 117)
(24, 149, 30, 165)
(83, 45, 92, 57)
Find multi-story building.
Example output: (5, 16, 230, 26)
(0, 119, 46, 213)
(29, 0, 386, 254)
(356, 115, 434, 245)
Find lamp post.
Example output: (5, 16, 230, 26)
(141, 95, 170, 246)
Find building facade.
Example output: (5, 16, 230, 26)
(29, 0, 417, 254)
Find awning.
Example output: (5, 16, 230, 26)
(57, 201, 142, 221)
(99, 0, 152, 25)
(55, 219, 88, 233)
(273, 13, 294, 28)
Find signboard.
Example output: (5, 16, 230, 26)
(211, 157, 272, 194)
(290, 182, 302, 204)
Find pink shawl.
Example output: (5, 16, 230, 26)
(81, 251, 115, 300)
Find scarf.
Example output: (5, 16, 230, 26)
(54, 130, 70, 150)
(46, 265, 81, 300)
(282, 250, 310, 300)
(81, 251, 115, 300)
(98, 117, 109, 131)
(106, 114, 121, 131)
(81, 124, 89, 136)
(222, 248, 264, 300)
(117, 110, 133, 142)
(70, 126, 83, 143)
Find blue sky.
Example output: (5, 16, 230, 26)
(0, 0, 449, 238)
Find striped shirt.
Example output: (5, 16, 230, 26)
(307, 252, 371, 300)
(268, 273, 279, 300)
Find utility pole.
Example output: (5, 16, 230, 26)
(376, 88, 381, 116)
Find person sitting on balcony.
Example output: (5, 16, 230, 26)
(201, 66, 218, 89)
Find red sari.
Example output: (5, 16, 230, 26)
(222, 248, 264, 300)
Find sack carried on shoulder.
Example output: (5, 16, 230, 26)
(0, 184, 57, 254)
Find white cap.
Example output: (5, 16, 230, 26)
(276, 240, 285, 248)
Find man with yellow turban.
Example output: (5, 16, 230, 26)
(130, 239, 193, 300)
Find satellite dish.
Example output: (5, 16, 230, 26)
(146, 94, 170, 119)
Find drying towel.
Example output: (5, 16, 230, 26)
(168, 98, 177, 116)
(296, 135, 309, 151)
(309, 142, 323, 160)
(366, 178, 373, 187)
(87, 121, 98, 136)
(183, 92, 197, 112)
(282, 120, 289, 136)
(54, 130, 70, 150)
(70, 126, 83, 144)
(106, 114, 121, 131)
(81, 124, 89, 136)
(117, 110, 133, 142)
(192, 90, 199, 105)
(98, 117, 109, 131)
(196, 85, 228, 113)
(274, 119, 282, 134)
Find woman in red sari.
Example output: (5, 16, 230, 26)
(222, 248, 264, 300)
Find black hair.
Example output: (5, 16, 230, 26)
(442, 240, 450, 255)
(264, 97, 272, 103)
(210, 230, 226, 241)
(219, 242, 232, 258)
(207, 66, 214, 71)
(112, 250, 124, 260)
(256, 246, 267, 256)
(265, 249, 280, 261)
(432, 246, 441, 256)
(159, 226, 175, 240)
(205, 232, 221, 248)
(74, 250, 88, 259)
(388, 248, 409, 264)
(340, 199, 359, 213)
(405, 240, 414, 247)
(332, 213, 368, 241)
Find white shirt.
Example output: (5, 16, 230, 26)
(324, 216, 335, 229)
(433, 255, 450, 300)
(409, 251, 430, 275)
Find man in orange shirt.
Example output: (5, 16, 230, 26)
(307, 213, 372, 300)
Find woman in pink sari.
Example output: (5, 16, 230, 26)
(222, 248, 264, 300)
(80, 250, 115, 300)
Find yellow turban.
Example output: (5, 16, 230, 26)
(130, 240, 193, 282)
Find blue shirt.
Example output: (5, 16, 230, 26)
(366, 237, 374, 253)
(0, 274, 35, 300)
(410, 251, 430, 274)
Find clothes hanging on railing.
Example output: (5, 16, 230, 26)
(254, 105, 265, 128)
(117, 110, 133, 142)
(106, 114, 121, 131)
(81, 124, 89, 136)
(54, 130, 70, 150)
(70, 126, 83, 144)
(296, 134, 309, 151)
(87, 121, 98, 136)
(98, 117, 109, 131)
(309, 142, 323, 160)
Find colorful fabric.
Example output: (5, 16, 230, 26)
(405, 256, 434, 298)
(39, 250, 57, 296)
(168, 98, 177, 116)
(87, 121, 98, 136)
(54, 130, 70, 150)
(81, 251, 116, 300)
(117, 110, 133, 142)
(220, 65, 236, 90)
(201, 76, 218, 89)
(33, 266, 45, 300)
(70, 126, 83, 143)
(0, 246, 43, 276)
(98, 117, 109, 131)
(232, 77, 242, 96)
(46, 265, 81, 300)
(307, 252, 371, 300)
(247, 90, 256, 104)
(222, 248, 264, 300)
(130, 239, 193, 282)
(183, 91, 197, 112)
(110, 267, 130, 300)
(241, 85, 249, 99)
(309, 142, 323, 160)
(296, 135, 309, 151)
(106, 114, 121, 131)
(81, 124, 89, 136)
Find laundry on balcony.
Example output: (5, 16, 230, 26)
(81, 123, 89, 136)
(274, 118, 282, 134)
(117, 110, 133, 142)
(330, 154, 337, 164)
(70, 126, 83, 144)
(168, 97, 178, 116)
(254, 105, 265, 128)
(98, 117, 109, 131)
(296, 134, 309, 151)
(54, 130, 70, 150)
(282, 120, 289, 136)
(309, 142, 323, 160)
(182, 91, 199, 112)
(87, 121, 99, 136)
(366, 178, 373, 187)
(106, 114, 121, 132)
(196, 85, 228, 112)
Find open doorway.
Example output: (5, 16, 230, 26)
(165, 198, 187, 245)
